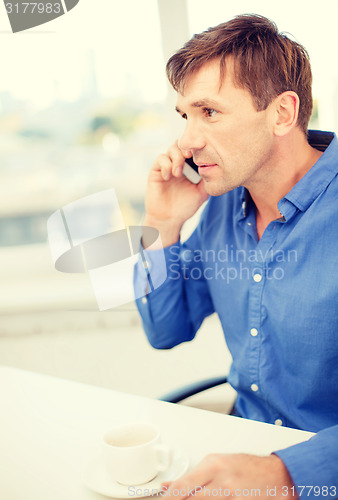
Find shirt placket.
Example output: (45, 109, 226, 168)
(247, 220, 281, 398)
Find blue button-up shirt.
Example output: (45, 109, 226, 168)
(134, 130, 338, 497)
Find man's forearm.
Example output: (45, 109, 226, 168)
(142, 215, 182, 249)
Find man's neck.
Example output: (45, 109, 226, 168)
(247, 130, 323, 240)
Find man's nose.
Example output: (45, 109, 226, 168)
(178, 121, 206, 154)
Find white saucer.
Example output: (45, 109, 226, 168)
(83, 449, 189, 498)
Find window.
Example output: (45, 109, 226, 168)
(0, 0, 169, 325)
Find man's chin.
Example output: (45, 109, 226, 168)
(203, 179, 234, 197)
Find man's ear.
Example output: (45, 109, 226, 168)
(273, 91, 300, 137)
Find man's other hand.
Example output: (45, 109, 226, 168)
(161, 453, 297, 499)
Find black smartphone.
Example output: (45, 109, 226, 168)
(182, 157, 201, 184)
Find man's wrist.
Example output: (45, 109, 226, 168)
(142, 215, 182, 248)
(268, 454, 298, 498)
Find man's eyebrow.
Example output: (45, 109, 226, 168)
(175, 99, 221, 114)
(191, 99, 220, 108)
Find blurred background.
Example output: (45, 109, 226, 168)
(0, 0, 337, 410)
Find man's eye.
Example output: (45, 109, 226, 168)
(204, 108, 217, 118)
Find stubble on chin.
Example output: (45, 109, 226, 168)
(202, 177, 240, 197)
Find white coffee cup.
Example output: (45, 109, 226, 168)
(102, 422, 172, 485)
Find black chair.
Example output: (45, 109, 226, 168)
(158, 375, 229, 404)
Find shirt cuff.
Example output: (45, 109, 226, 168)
(133, 240, 181, 299)
(274, 426, 338, 499)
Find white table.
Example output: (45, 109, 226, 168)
(0, 366, 314, 500)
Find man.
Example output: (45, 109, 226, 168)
(134, 14, 338, 499)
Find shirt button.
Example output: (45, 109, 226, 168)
(253, 273, 262, 282)
(274, 419, 283, 426)
(143, 260, 149, 269)
(251, 383, 259, 392)
(181, 250, 193, 261)
(247, 222, 252, 226)
(250, 328, 258, 337)
(141, 297, 147, 304)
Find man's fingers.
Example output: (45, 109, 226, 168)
(155, 154, 173, 180)
(167, 144, 186, 177)
(161, 480, 213, 500)
(152, 142, 191, 181)
(161, 467, 213, 499)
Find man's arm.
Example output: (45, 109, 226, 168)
(274, 423, 338, 499)
(134, 141, 212, 349)
(134, 228, 215, 349)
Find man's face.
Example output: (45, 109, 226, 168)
(176, 58, 276, 196)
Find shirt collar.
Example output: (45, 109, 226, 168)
(239, 130, 338, 222)
(278, 130, 338, 219)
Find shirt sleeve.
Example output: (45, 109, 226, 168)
(274, 424, 338, 499)
(133, 226, 215, 350)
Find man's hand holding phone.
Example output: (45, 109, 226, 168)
(143, 142, 208, 248)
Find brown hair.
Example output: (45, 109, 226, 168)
(166, 14, 313, 133)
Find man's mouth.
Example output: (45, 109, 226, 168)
(196, 163, 218, 174)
